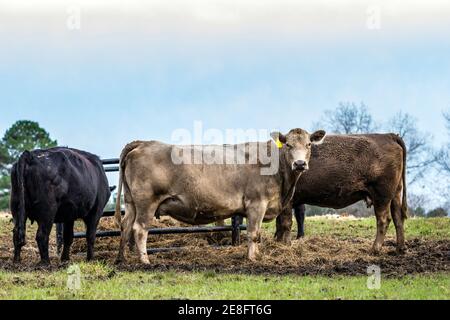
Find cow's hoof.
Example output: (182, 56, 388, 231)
(36, 261, 51, 269)
(396, 247, 407, 255)
(139, 259, 151, 265)
(297, 234, 305, 240)
(276, 233, 292, 245)
(248, 252, 261, 262)
(370, 248, 382, 256)
(274, 232, 282, 242)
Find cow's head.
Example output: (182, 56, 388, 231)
(271, 129, 326, 173)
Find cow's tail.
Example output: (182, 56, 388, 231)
(394, 135, 409, 220)
(14, 151, 31, 247)
(114, 141, 142, 229)
(114, 169, 123, 229)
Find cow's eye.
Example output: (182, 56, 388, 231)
(307, 143, 312, 148)
(285, 144, 293, 149)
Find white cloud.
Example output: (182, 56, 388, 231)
(1, 0, 449, 33)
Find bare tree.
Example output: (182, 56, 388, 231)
(407, 193, 428, 217)
(436, 147, 450, 173)
(387, 111, 432, 185)
(435, 111, 450, 166)
(444, 111, 450, 130)
(316, 102, 378, 134)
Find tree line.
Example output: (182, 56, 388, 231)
(312, 102, 449, 218)
(0, 106, 449, 217)
(0, 121, 58, 209)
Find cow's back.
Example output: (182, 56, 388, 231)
(294, 134, 404, 208)
(24, 147, 109, 221)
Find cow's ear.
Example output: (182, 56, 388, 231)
(310, 130, 326, 145)
(271, 132, 287, 145)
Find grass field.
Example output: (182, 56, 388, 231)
(0, 215, 449, 300)
(1, 263, 448, 300)
(262, 215, 450, 240)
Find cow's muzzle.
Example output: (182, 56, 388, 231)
(293, 160, 308, 172)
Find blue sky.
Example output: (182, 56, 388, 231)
(1, 0, 450, 163)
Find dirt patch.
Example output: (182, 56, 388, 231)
(114, 237, 449, 277)
(0, 217, 449, 277)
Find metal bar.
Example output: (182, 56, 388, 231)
(103, 210, 124, 217)
(74, 230, 120, 238)
(102, 158, 119, 165)
(232, 216, 244, 246)
(56, 223, 64, 254)
(73, 225, 247, 239)
(104, 166, 120, 172)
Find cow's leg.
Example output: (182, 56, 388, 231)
(56, 223, 64, 255)
(391, 188, 406, 254)
(61, 220, 74, 262)
(117, 201, 137, 263)
(294, 204, 306, 239)
(13, 243, 23, 264)
(246, 203, 267, 261)
(372, 201, 392, 254)
(275, 205, 293, 244)
(36, 221, 53, 266)
(84, 213, 102, 261)
(128, 230, 136, 253)
(13, 224, 27, 264)
(133, 201, 158, 265)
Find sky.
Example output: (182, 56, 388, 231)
(1, 1, 450, 206)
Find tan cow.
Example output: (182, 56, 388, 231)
(115, 129, 326, 264)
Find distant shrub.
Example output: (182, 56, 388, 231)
(305, 201, 373, 218)
(410, 206, 426, 218)
(427, 207, 448, 218)
(305, 205, 335, 217)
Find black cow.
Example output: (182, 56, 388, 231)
(10, 147, 111, 265)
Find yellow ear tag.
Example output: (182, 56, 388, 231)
(275, 139, 284, 149)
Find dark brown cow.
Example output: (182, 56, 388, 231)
(275, 133, 408, 254)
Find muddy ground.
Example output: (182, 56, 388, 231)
(0, 217, 449, 277)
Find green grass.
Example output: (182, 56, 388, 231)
(0, 262, 448, 300)
(261, 217, 450, 240)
